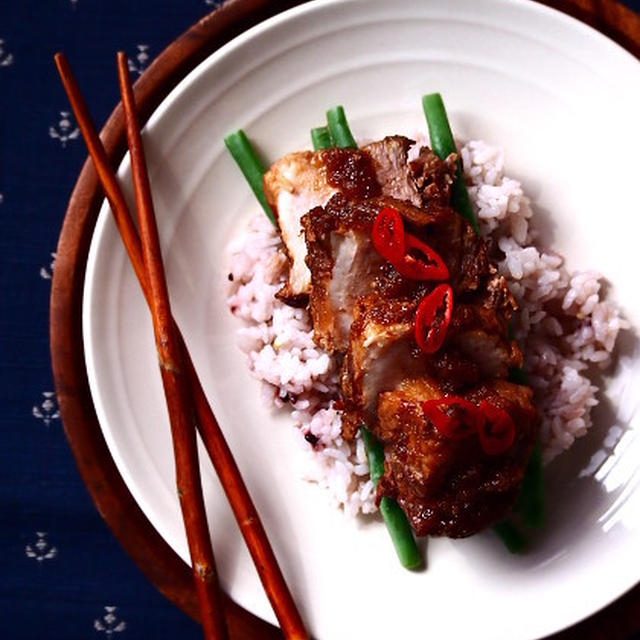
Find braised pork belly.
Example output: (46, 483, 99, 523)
(377, 378, 536, 537)
(264, 136, 538, 538)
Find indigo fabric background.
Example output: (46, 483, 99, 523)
(1, 2, 223, 638)
(1, 1, 640, 639)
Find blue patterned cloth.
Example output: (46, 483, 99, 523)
(1, 1, 639, 638)
(1, 1, 223, 638)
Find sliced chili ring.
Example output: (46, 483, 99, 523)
(392, 233, 449, 281)
(372, 206, 405, 264)
(422, 396, 483, 439)
(477, 401, 516, 455)
(414, 283, 453, 354)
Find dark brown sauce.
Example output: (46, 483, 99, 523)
(321, 148, 381, 200)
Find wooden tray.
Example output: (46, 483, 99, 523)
(49, 1, 640, 638)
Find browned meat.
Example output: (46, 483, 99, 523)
(263, 147, 380, 305)
(302, 193, 438, 353)
(302, 195, 383, 353)
(447, 302, 522, 378)
(321, 147, 381, 200)
(302, 192, 474, 353)
(376, 378, 537, 537)
(363, 136, 457, 207)
(268, 134, 538, 540)
(408, 146, 458, 206)
(340, 295, 424, 439)
(362, 194, 489, 299)
(264, 139, 458, 306)
(363, 136, 421, 205)
(263, 151, 337, 305)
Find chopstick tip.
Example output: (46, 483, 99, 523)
(54, 51, 67, 72)
(116, 51, 131, 84)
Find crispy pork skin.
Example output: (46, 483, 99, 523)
(376, 378, 537, 537)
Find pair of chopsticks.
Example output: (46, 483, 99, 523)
(55, 52, 308, 640)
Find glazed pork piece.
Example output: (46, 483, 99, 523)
(340, 295, 423, 439)
(262, 136, 455, 306)
(301, 189, 480, 355)
(301, 196, 382, 353)
(301, 194, 429, 354)
(377, 377, 537, 537)
(364, 135, 457, 207)
(262, 151, 338, 306)
(263, 147, 380, 305)
(265, 135, 538, 538)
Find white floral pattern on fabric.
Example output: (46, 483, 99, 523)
(32, 391, 60, 426)
(94, 607, 127, 636)
(25, 532, 58, 562)
(40, 252, 57, 280)
(127, 45, 150, 76)
(0, 39, 14, 67)
(49, 111, 80, 148)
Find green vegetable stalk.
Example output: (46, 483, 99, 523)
(361, 426, 422, 569)
(518, 443, 544, 528)
(492, 520, 527, 553)
(311, 126, 333, 150)
(224, 129, 275, 225)
(326, 105, 357, 149)
(422, 93, 478, 233)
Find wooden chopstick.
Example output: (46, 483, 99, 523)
(54, 52, 309, 640)
(116, 53, 228, 640)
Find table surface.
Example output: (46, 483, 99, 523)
(2, 1, 640, 638)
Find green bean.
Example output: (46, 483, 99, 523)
(493, 521, 527, 553)
(379, 497, 423, 569)
(422, 93, 478, 233)
(311, 126, 333, 150)
(361, 426, 422, 569)
(326, 105, 357, 149)
(508, 366, 529, 385)
(518, 443, 544, 527)
(361, 426, 385, 484)
(224, 129, 275, 225)
(506, 325, 544, 528)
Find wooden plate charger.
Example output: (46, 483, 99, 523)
(49, 0, 640, 638)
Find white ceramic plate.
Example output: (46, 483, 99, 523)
(83, 1, 640, 638)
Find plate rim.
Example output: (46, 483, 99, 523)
(50, 0, 640, 638)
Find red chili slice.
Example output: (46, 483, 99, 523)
(372, 206, 405, 264)
(392, 233, 449, 281)
(477, 401, 516, 455)
(422, 396, 483, 439)
(414, 284, 453, 354)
